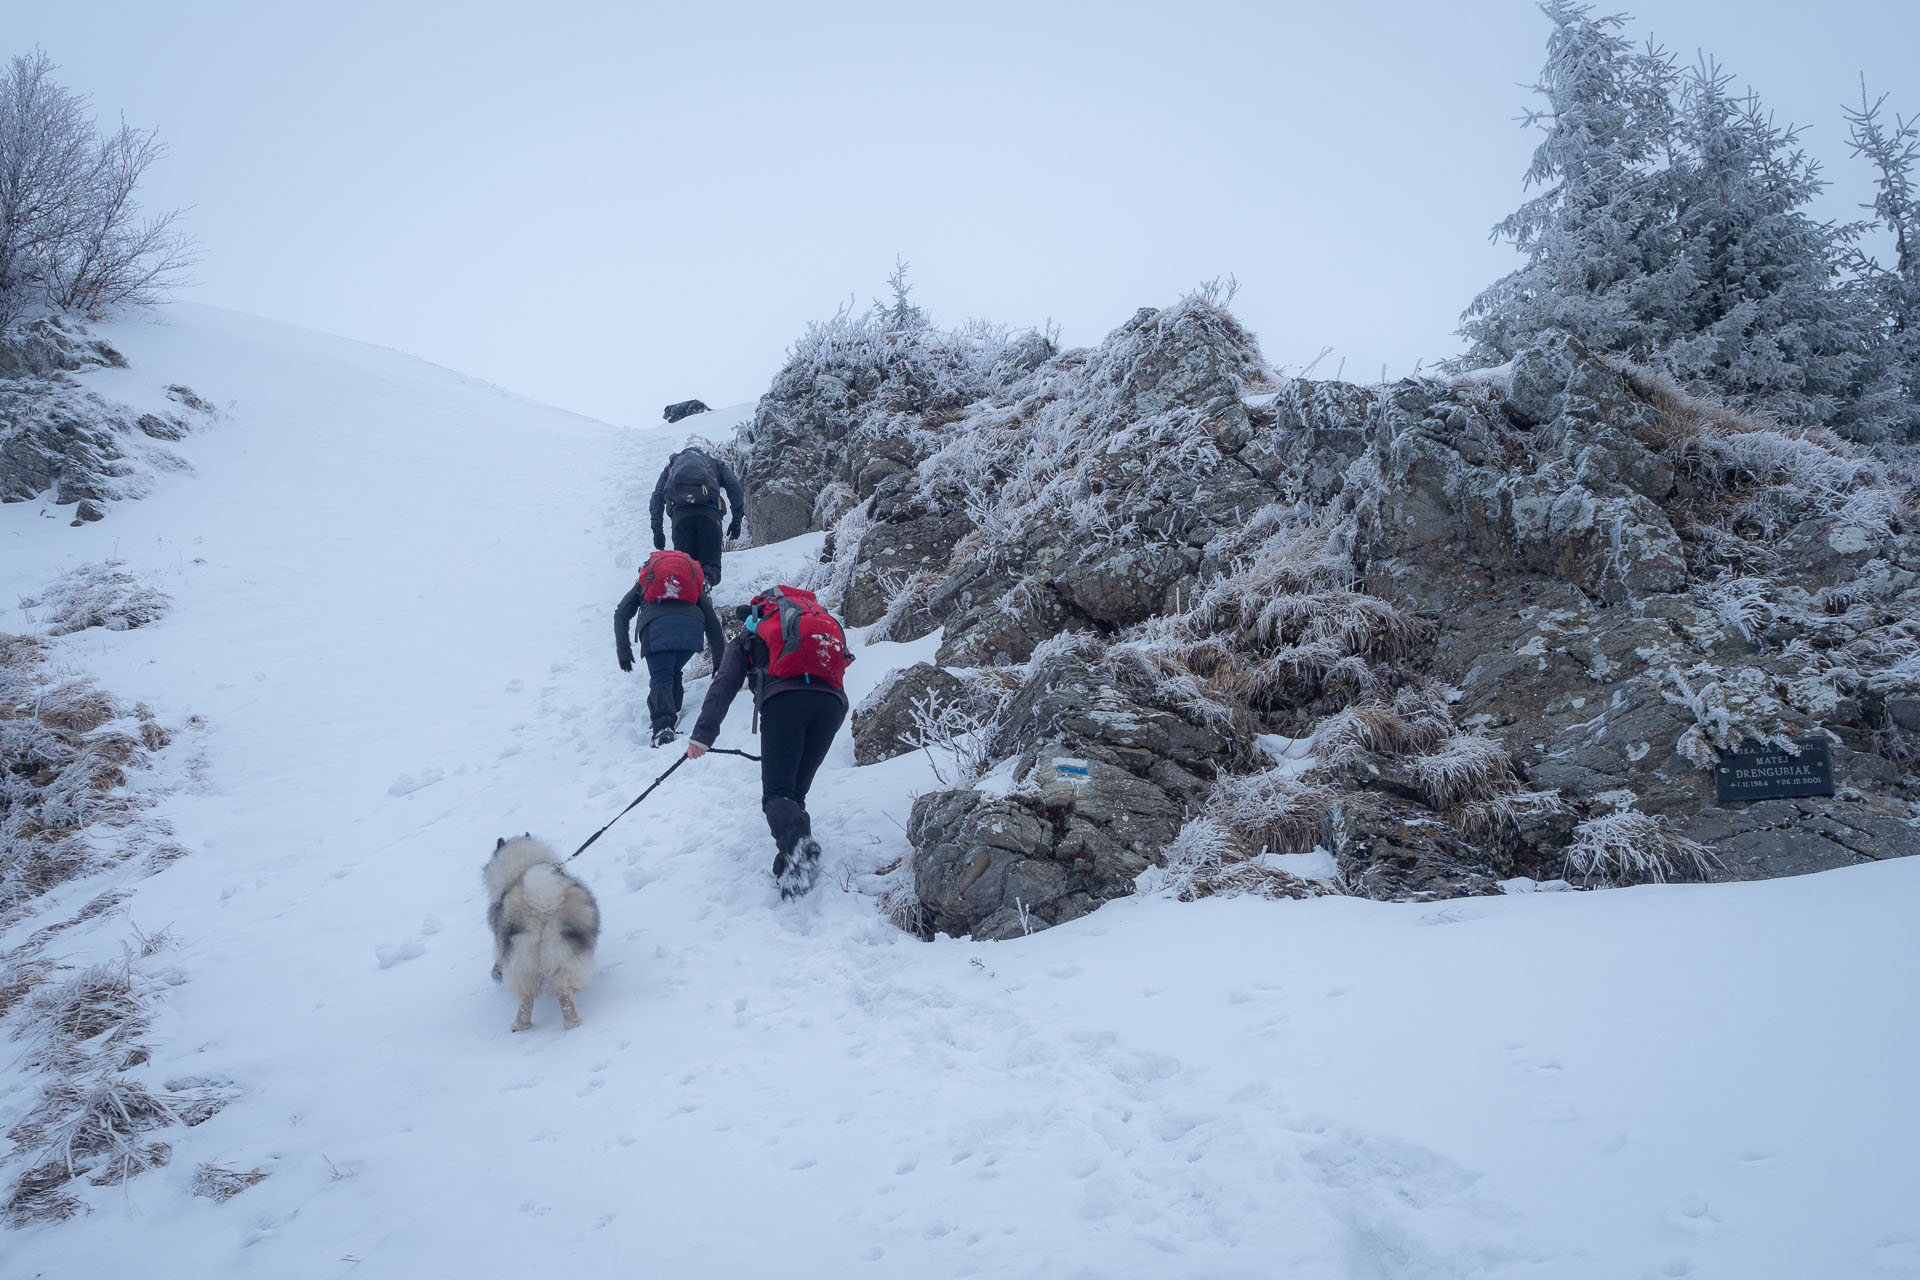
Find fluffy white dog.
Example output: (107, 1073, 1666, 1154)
(484, 835, 599, 1031)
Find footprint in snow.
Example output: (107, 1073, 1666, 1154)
(1665, 1194, 1723, 1237)
(386, 769, 445, 797)
(374, 938, 426, 969)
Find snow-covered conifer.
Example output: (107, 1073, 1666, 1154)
(1841, 84, 1920, 439)
(1657, 60, 1869, 430)
(1462, 7, 1895, 436)
(1459, 1, 1679, 365)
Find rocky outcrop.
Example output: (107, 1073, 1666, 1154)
(0, 316, 125, 380)
(840, 475, 974, 630)
(907, 643, 1233, 937)
(735, 313, 1052, 546)
(0, 320, 209, 522)
(739, 297, 1920, 938)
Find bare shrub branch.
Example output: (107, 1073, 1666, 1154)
(0, 50, 195, 325)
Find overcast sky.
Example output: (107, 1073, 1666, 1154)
(13, 1, 1918, 425)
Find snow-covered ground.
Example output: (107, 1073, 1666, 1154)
(3, 305, 1917, 1278)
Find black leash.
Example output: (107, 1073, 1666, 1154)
(567, 746, 762, 860)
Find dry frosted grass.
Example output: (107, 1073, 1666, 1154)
(1160, 765, 1343, 903)
(1625, 362, 1916, 572)
(1623, 363, 1790, 445)
(1161, 817, 1321, 903)
(191, 1163, 268, 1201)
(0, 956, 60, 1021)
(0, 644, 200, 1224)
(1406, 732, 1513, 810)
(1117, 510, 1432, 722)
(7, 1073, 179, 1182)
(1102, 626, 1256, 748)
(4, 1161, 84, 1225)
(1310, 683, 1454, 768)
(1564, 809, 1719, 886)
(18, 561, 170, 636)
(1453, 787, 1571, 844)
(873, 858, 932, 939)
(1, 638, 174, 926)
(24, 958, 144, 1037)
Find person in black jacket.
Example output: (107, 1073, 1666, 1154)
(650, 446, 745, 586)
(685, 620, 849, 897)
(614, 576, 726, 748)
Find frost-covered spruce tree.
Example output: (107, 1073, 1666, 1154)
(1464, 6, 1889, 435)
(1842, 84, 1920, 440)
(1458, 1, 1680, 365)
(1656, 60, 1870, 431)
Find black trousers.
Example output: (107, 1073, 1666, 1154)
(643, 649, 693, 732)
(759, 688, 845, 858)
(671, 511, 725, 586)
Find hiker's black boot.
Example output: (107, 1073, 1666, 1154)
(646, 685, 678, 739)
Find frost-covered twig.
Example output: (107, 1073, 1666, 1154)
(906, 682, 1005, 789)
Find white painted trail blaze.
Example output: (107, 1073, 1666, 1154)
(2, 306, 1917, 1279)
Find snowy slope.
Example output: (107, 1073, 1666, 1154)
(3, 305, 1917, 1279)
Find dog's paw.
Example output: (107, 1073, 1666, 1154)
(511, 1018, 532, 1032)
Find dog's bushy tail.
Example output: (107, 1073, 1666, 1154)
(520, 863, 571, 915)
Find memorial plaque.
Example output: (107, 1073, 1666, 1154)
(1713, 738, 1835, 804)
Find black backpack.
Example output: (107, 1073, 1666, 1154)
(667, 450, 723, 513)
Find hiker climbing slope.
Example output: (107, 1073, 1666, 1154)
(614, 550, 726, 747)
(685, 585, 852, 898)
(650, 444, 744, 586)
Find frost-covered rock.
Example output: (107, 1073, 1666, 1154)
(851, 662, 967, 766)
(906, 641, 1232, 937)
(0, 320, 210, 521)
(839, 475, 973, 630)
(0, 316, 126, 380)
(748, 294, 1920, 937)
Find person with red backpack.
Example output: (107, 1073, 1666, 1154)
(685, 585, 853, 898)
(614, 549, 726, 748)
(649, 445, 745, 586)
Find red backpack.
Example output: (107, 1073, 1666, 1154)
(749, 586, 851, 686)
(638, 550, 705, 604)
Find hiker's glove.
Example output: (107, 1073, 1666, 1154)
(727, 520, 742, 541)
(653, 531, 665, 550)
(618, 654, 633, 673)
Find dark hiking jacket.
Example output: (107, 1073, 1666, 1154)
(614, 585, 726, 668)
(689, 628, 850, 748)
(649, 450, 745, 542)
